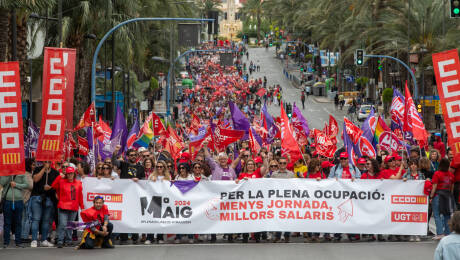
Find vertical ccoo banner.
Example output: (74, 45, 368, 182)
(0, 62, 25, 176)
(36, 48, 76, 161)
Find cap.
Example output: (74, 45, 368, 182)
(181, 152, 191, 160)
(339, 152, 348, 159)
(312, 151, 318, 157)
(310, 143, 316, 148)
(254, 156, 263, 164)
(357, 158, 366, 164)
(65, 167, 76, 174)
(384, 155, 394, 163)
(321, 161, 334, 169)
(138, 147, 147, 152)
(434, 133, 441, 137)
(394, 155, 402, 161)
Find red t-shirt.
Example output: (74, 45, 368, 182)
(238, 168, 262, 180)
(380, 168, 401, 179)
(341, 167, 352, 179)
(450, 162, 460, 183)
(51, 175, 84, 211)
(432, 170, 455, 190)
(304, 171, 325, 179)
(361, 172, 381, 179)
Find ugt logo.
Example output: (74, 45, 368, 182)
(140, 196, 192, 219)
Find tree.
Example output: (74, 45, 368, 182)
(382, 88, 393, 116)
(240, 0, 264, 44)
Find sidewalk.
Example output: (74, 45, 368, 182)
(313, 96, 332, 103)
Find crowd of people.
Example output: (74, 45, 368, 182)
(0, 42, 459, 255)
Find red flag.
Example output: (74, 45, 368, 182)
(343, 118, 363, 145)
(64, 133, 76, 160)
(189, 128, 213, 160)
(37, 48, 76, 162)
(328, 115, 339, 137)
(432, 49, 460, 163)
(280, 101, 303, 162)
(314, 129, 336, 158)
(190, 113, 201, 135)
(77, 136, 89, 156)
(249, 128, 261, 155)
(403, 82, 428, 143)
(212, 125, 245, 152)
(151, 112, 166, 136)
(0, 62, 25, 175)
(164, 126, 185, 160)
(74, 102, 96, 131)
(256, 88, 266, 97)
(96, 116, 112, 143)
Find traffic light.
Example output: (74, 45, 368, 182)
(451, 0, 460, 18)
(355, 49, 364, 66)
(300, 65, 304, 72)
(417, 104, 422, 113)
(286, 104, 292, 118)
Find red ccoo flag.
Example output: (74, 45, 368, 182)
(74, 102, 96, 131)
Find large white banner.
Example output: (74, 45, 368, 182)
(82, 178, 428, 235)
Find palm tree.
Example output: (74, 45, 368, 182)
(240, 0, 264, 44)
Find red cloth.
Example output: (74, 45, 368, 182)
(51, 175, 84, 211)
(80, 205, 110, 233)
(341, 167, 352, 179)
(238, 168, 262, 180)
(380, 168, 401, 179)
(433, 138, 446, 158)
(361, 172, 381, 179)
(432, 170, 455, 190)
(424, 180, 433, 196)
(304, 171, 325, 179)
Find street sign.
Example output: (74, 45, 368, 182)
(178, 23, 200, 47)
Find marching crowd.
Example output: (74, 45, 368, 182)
(1, 43, 459, 257)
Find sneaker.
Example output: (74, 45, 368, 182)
(31, 240, 38, 248)
(432, 235, 444, 240)
(409, 236, 415, 242)
(41, 240, 54, 247)
(158, 240, 164, 244)
(144, 240, 151, 245)
(415, 236, 421, 242)
(57, 243, 63, 248)
(188, 239, 194, 244)
(2, 244, 7, 249)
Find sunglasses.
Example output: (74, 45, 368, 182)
(270, 165, 278, 168)
(156, 166, 164, 169)
(167, 165, 173, 168)
(340, 158, 348, 160)
(128, 154, 137, 157)
(103, 167, 111, 170)
(97, 166, 103, 169)
(366, 163, 372, 166)
(279, 162, 287, 165)
(179, 167, 186, 170)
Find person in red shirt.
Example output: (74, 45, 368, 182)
(433, 134, 446, 158)
(78, 196, 114, 249)
(361, 159, 382, 179)
(430, 158, 456, 239)
(380, 156, 404, 179)
(304, 159, 326, 180)
(51, 166, 84, 248)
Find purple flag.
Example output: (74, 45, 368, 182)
(189, 126, 207, 141)
(292, 103, 310, 137)
(262, 104, 279, 144)
(99, 131, 122, 161)
(86, 127, 96, 173)
(111, 105, 128, 153)
(229, 101, 250, 140)
(125, 116, 140, 151)
(216, 106, 223, 117)
(361, 108, 376, 145)
(250, 127, 264, 147)
(25, 119, 39, 158)
(171, 180, 199, 194)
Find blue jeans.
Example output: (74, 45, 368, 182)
(57, 209, 78, 244)
(30, 195, 54, 241)
(21, 200, 32, 239)
(3, 200, 24, 246)
(432, 195, 451, 235)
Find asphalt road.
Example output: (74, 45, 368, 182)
(0, 241, 438, 260)
(247, 47, 349, 146)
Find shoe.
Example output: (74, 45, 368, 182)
(102, 240, 115, 249)
(31, 240, 38, 248)
(284, 237, 290, 243)
(432, 235, 444, 240)
(144, 240, 151, 245)
(41, 240, 54, 247)
(22, 238, 31, 244)
(132, 239, 138, 245)
(377, 235, 385, 242)
(415, 236, 421, 242)
(2, 244, 7, 249)
(409, 236, 415, 242)
(174, 239, 180, 244)
(188, 239, 194, 244)
(242, 237, 248, 243)
(57, 243, 63, 248)
(158, 240, 164, 244)
(272, 238, 280, 243)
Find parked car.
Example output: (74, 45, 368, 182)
(358, 105, 373, 121)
